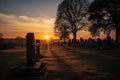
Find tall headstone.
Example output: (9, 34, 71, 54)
(26, 33, 36, 66)
(13, 33, 47, 77)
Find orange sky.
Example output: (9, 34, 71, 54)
(0, 0, 62, 39)
(0, 13, 56, 39)
(1, 31, 58, 40)
(1, 29, 116, 40)
(70, 30, 115, 40)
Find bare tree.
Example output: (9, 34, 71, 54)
(54, 22, 70, 41)
(88, 0, 120, 42)
(55, 0, 89, 42)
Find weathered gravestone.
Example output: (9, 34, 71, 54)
(36, 40, 42, 58)
(26, 33, 36, 66)
(14, 33, 47, 77)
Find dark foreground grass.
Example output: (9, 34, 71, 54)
(0, 45, 48, 80)
(0, 48, 26, 80)
(0, 45, 120, 80)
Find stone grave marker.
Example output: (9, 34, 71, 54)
(26, 33, 36, 66)
(13, 33, 47, 77)
(36, 40, 42, 58)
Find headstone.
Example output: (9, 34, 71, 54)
(36, 40, 42, 58)
(96, 38, 102, 48)
(26, 33, 36, 66)
(13, 33, 47, 78)
(106, 36, 112, 45)
(68, 39, 71, 46)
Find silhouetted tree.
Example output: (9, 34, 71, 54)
(88, 24, 101, 37)
(61, 25, 70, 42)
(88, 0, 120, 42)
(55, 0, 89, 42)
(54, 23, 70, 41)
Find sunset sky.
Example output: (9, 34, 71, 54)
(0, 0, 115, 40)
(0, 0, 63, 39)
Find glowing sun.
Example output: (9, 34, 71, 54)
(44, 35, 50, 40)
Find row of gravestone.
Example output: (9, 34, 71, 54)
(13, 33, 47, 77)
(57, 36, 117, 49)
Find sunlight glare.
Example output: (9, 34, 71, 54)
(45, 35, 50, 40)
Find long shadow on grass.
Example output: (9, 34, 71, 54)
(43, 48, 81, 80)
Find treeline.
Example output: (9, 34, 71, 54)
(0, 35, 26, 50)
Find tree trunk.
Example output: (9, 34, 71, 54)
(115, 24, 120, 43)
(112, 7, 120, 43)
(73, 31, 77, 43)
(108, 3, 120, 43)
(112, 10, 120, 43)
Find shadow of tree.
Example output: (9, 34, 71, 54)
(42, 48, 81, 80)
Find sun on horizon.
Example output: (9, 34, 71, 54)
(44, 35, 51, 40)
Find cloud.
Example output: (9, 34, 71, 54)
(0, 13, 55, 32)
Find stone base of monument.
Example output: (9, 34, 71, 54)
(13, 61, 47, 77)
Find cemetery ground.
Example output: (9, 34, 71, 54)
(0, 45, 120, 80)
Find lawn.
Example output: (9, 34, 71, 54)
(0, 45, 48, 80)
(0, 48, 26, 80)
(0, 45, 120, 80)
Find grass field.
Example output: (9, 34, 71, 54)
(0, 45, 48, 80)
(0, 48, 26, 80)
(0, 45, 120, 80)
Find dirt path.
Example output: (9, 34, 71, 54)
(41, 45, 120, 80)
